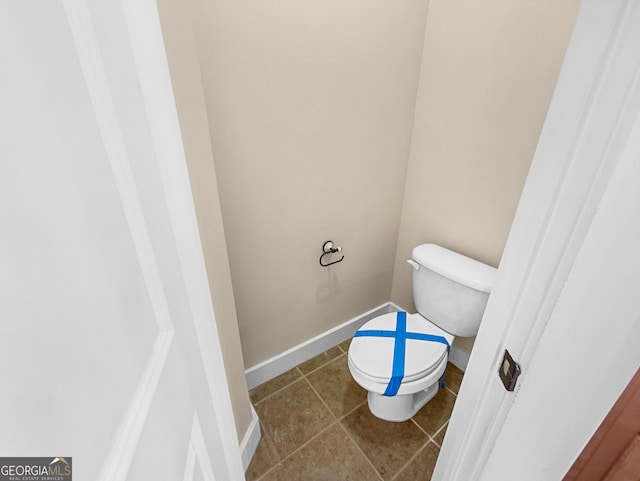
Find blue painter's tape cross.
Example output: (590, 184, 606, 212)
(354, 311, 450, 396)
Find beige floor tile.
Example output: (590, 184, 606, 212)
(411, 389, 456, 436)
(256, 379, 335, 459)
(393, 442, 440, 481)
(443, 363, 464, 394)
(297, 346, 344, 374)
(306, 355, 367, 418)
(250, 368, 302, 405)
(245, 424, 280, 481)
(261, 424, 381, 481)
(341, 404, 429, 480)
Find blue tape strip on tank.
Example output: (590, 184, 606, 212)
(354, 311, 450, 396)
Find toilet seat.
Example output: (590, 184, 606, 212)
(349, 312, 454, 388)
(348, 352, 448, 397)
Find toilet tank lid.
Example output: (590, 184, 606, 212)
(411, 244, 497, 293)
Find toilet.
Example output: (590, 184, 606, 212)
(348, 244, 497, 422)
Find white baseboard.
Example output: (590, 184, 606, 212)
(387, 301, 405, 313)
(449, 345, 470, 372)
(239, 405, 260, 472)
(245, 303, 396, 390)
(245, 301, 469, 392)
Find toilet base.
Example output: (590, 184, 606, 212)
(367, 381, 440, 422)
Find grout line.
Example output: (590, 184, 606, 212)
(337, 399, 367, 422)
(410, 417, 434, 441)
(302, 376, 339, 423)
(283, 420, 339, 459)
(336, 421, 385, 481)
(335, 417, 385, 481)
(252, 344, 352, 406)
(430, 421, 449, 449)
(251, 376, 305, 407)
(303, 364, 385, 481)
(301, 355, 366, 425)
(297, 351, 346, 377)
(250, 348, 347, 406)
(445, 385, 458, 397)
(255, 421, 339, 481)
(389, 440, 432, 481)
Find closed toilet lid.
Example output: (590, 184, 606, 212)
(349, 312, 454, 384)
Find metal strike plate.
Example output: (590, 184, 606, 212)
(498, 349, 521, 392)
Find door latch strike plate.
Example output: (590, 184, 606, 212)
(498, 349, 521, 392)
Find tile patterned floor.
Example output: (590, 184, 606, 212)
(247, 339, 464, 481)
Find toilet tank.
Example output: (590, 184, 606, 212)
(410, 244, 497, 337)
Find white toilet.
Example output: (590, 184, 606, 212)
(348, 244, 497, 422)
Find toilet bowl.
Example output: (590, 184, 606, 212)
(347, 244, 497, 422)
(348, 311, 454, 421)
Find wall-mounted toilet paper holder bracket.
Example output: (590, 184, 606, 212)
(319, 240, 344, 267)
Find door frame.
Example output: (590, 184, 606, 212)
(120, 1, 245, 478)
(434, 0, 640, 479)
(62, 0, 245, 479)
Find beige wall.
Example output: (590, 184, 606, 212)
(390, 0, 581, 353)
(156, 0, 254, 440)
(160, 0, 581, 394)
(194, 0, 430, 367)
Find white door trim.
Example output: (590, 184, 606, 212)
(120, 0, 245, 479)
(62, 2, 178, 479)
(434, 0, 640, 479)
(183, 413, 218, 481)
(481, 99, 640, 480)
(62, 0, 244, 479)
